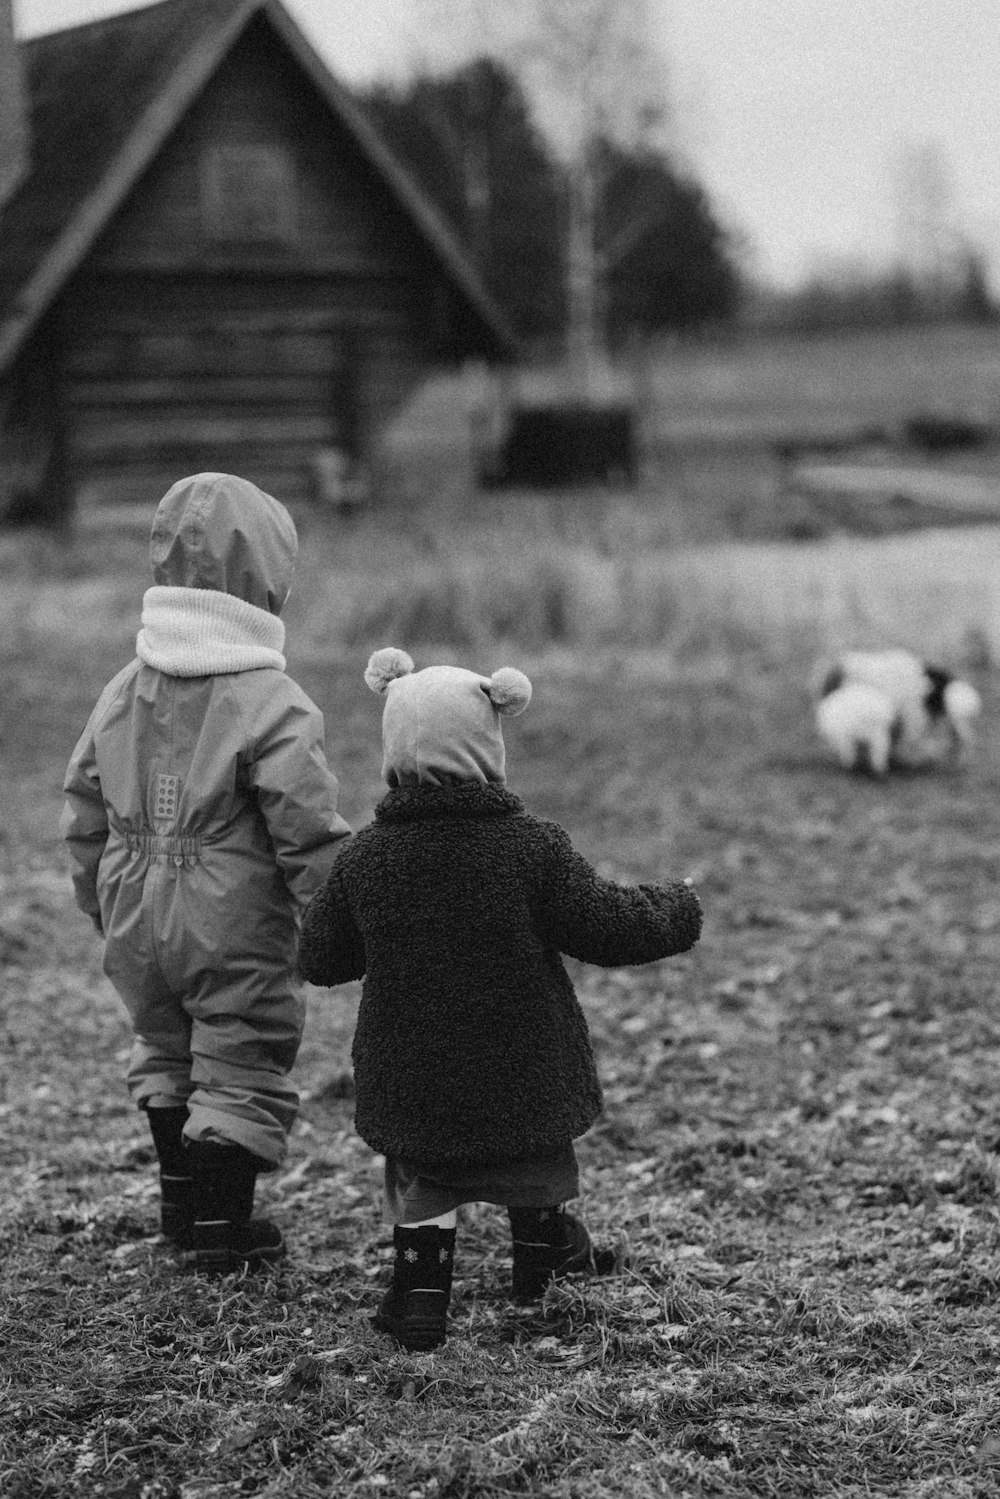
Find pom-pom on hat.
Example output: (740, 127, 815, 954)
(365, 647, 531, 787)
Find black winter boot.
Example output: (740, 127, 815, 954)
(146, 1105, 193, 1248)
(508, 1205, 618, 1303)
(185, 1140, 285, 1275)
(374, 1225, 456, 1352)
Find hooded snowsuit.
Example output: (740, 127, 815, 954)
(61, 473, 351, 1165)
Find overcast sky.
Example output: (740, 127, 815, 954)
(14, 0, 1000, 290)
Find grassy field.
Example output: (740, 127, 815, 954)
(5, 321, 1000, 1497)
(5, 500, 1000, 1498)
(639, 322, 1000, 444)
(233, 320, 1000, 553)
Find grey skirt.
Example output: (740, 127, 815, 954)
(383, 1146, 580, 1224)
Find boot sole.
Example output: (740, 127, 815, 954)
(373, 1308, 447, 1352)
(374, 1289, 449, 1351)
(185, 1243, 286, 1275)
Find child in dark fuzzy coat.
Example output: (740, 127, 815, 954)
(298, 647, 702, 1351)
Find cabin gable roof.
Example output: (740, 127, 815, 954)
(0, 0, 517, 371)
(0, 0, 29, 207)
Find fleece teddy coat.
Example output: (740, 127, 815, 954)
(298, 781, 703, 1170)
(61, 473, 351, 1165)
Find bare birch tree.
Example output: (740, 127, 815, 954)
(892, 140, 961, 315)
(414, 0, 671, 392)
(517, 0, 669, 390)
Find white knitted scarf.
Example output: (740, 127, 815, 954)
(136, 585, 286, 676)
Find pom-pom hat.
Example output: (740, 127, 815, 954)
(365, 647, 531, 787)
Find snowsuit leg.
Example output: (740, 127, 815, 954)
(128, 1025, 196, 1110)
(183, 969, 304, 1169)
(105, 936, 303, 1169)
(104, 933, 196, 1108)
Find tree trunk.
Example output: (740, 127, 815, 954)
(565, 156, 600, 398)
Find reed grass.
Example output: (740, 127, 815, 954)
(4, 505, 999, 677)
(289, 516, 1000, 672)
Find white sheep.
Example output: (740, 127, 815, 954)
(816, 648, 981, 773)
(815, 680, 900, 775)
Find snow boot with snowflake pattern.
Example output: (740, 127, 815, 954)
(374, 1224, 457, 1352)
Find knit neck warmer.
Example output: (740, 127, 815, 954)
(136, 585, 286, 677)
(375, 783, 524, 824)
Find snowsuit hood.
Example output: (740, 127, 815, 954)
(150, 472, 297, 615)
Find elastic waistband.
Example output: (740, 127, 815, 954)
(124, 831, 202, 864)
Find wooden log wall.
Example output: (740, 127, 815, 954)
(49, 16, 453, 510)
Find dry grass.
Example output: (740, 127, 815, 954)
(5, 322, 1000, 1496)
(5, 505, 1000, 1496)
(639, 322, 1000, 443)
(282, 516, 1000, 672)
(7, 502, 999, 709)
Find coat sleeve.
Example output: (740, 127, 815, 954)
(298, 864, 367, 987)
(245, 679, 353, 916)
(532, 821, 702, 967)
(245, 680, 355, 911)
(60, 716, 109, 928)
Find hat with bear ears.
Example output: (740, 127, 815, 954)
(365, 647, 532, 787)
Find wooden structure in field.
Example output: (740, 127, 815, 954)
(0, 0, 516, 521)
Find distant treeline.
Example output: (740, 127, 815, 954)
(359, 58, 742, 350)
(754, 253, 999, 335)
(359, 58, 997, 347)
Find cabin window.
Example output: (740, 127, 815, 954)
(200, 144, 297, 243)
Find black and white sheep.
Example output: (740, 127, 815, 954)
(815, 648, 981, 774)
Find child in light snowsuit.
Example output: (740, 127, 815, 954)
(61, 473, 351, 1273)
(298, 647, 702, 1351)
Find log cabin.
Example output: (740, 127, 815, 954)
(0, 0, 517, 522)
(0, 0, 27, 210)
